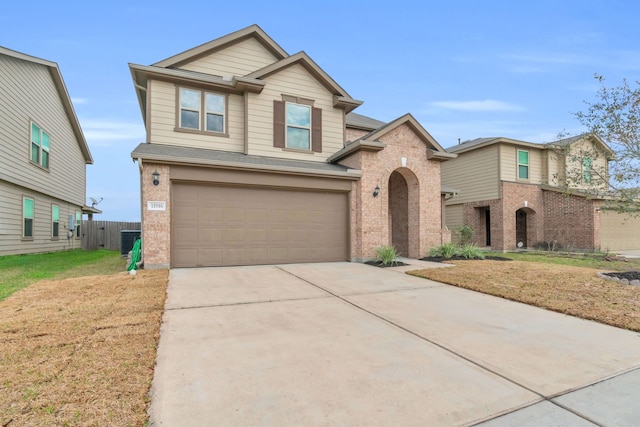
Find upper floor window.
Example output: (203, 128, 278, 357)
(273, 97, 322, 153)
(178, 88, 226, 134)
(52, 205, 59, 238)
(286, 103, 311, 150)
(31, 122, 50, 169)
(23, 197, 34, 238)
(582, 157, 593, 183)
(517, 150, 529, 180)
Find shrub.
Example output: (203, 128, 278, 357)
(458, 243, 485, 259)
(429, 242, 458, 259)
(375, 245, 400, 265)
(456, 225, 473, 245)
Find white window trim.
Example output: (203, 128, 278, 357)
(30, 121, 50, 169)
(517, 149, 529, 180)
(23, 196, 34, 239)
(285, 102, 312, 150)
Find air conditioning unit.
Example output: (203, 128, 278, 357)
(120, 230, 141, 256)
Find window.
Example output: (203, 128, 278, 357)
(75, 211, 82, 238)
(286, 103, 311, 150)
(178, 88, 225, 133)
(273, 99, 322, 153)
(52, 205, 59, 238)
(23, 197, 34, 238)
(31, 122, 50, 169)
(582, 157, 593, 183)
(517, 150, 529, 180)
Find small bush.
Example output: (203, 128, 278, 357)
(375, 245, 400, 265)
(458, 243, 485, 259)
(456, 225, 473, 245)
(429, 242, 458, 259)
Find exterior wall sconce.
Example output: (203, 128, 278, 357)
(152, 170, 160, 186)
(373, 185, 380, 197)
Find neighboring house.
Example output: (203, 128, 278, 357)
(0, 47, 97, 256)
(129, 25, 455, 268)
(442, 133, 640, 251)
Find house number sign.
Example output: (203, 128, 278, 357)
(147, 201, 166, 211)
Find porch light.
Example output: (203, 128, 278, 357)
(373, 185, 380, 197)
(152, 170, 160, 186)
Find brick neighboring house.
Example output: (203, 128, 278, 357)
(442, 133, 640, 251)
(129, 25, 455, 268)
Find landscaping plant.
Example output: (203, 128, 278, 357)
(375, 245, 400, 265)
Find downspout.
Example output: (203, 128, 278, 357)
(136, 157, 144, 268)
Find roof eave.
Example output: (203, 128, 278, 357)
(132, 150, 362, 180)
(428, 149, 458, 161)
(327, 140, 386, 163)
(334, 96, 363, 114)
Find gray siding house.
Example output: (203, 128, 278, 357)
(0, 47, 96, 255)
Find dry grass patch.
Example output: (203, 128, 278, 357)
(408, 260, 640, 332)
(0, 269, 168, 426)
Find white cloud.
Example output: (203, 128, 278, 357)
(429, 99, 525, 112)
(71, 97, 88, 104)
(80, 119, 145, 146)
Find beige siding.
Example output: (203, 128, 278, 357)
(545, 150, 563, 186)
(179, 38, 279, 77)
(0, 181, 82, 255)
(445, 204, 464, 243)
(441, 145, 500, 204)
(246, 63, 345, 162)
(600, 210, 640, 251)
(500, 144, 544, 184)
(0, 54, 86, 206)
(148, 79, 244, 152)
(563, 138, 609, 190)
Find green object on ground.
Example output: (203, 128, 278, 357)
(127, 239, 142, 271)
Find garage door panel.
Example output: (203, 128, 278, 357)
(172, 183, 349, 267)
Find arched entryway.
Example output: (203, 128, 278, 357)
(388, 168, 420, 257)
(389, 171, 409, 255)
(515, 209, 527, 248)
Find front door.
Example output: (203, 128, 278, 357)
(515, 209, 527, 248)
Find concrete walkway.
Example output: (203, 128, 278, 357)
(149, 262, 640, 426)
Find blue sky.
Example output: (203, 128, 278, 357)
(2, 0, 638, 220)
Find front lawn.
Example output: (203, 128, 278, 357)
(408, 251, 640, 332)
(0, 249, 126, 300)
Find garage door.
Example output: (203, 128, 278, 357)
(172, 183, 349, 267)
(600, 210, 640, 251)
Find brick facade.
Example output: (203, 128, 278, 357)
(140, 163, 171, 268)
(543, 190, 600, 250)
(461, 181, 602, 251)
(340, 123, 448, 260)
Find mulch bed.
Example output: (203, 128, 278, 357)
(365, 260, 409, 268)
(601, 271, 640, 282)
(419, 255, 513, 263)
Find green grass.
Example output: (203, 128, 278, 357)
(486, 250, 640, 271)
(0, 249, 126, 301)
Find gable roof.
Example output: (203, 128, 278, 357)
(0, 46, 93, 164)
(328, 113, 455, 163)
(546, 133, 616, 160)
(345, 112, 386, 131)
(246, 51, 363, 113)
(153, 24, 288, 68)
(447, 136, 541, 154)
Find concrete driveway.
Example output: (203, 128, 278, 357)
(149, 262, 640, 426)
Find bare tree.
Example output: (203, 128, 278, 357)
(571, 74, 640, 213)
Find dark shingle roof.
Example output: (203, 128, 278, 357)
(345, 112, 386, 131)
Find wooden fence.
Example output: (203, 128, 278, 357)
(81, 220, 141, 252)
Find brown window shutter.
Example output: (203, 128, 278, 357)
(311, 107, 322, 153)
(273, 100, 285, 148)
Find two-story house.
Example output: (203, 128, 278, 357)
(0, 47, 96, 256)
(129, 25, 455, 268)
(441, 133, 640, 251)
